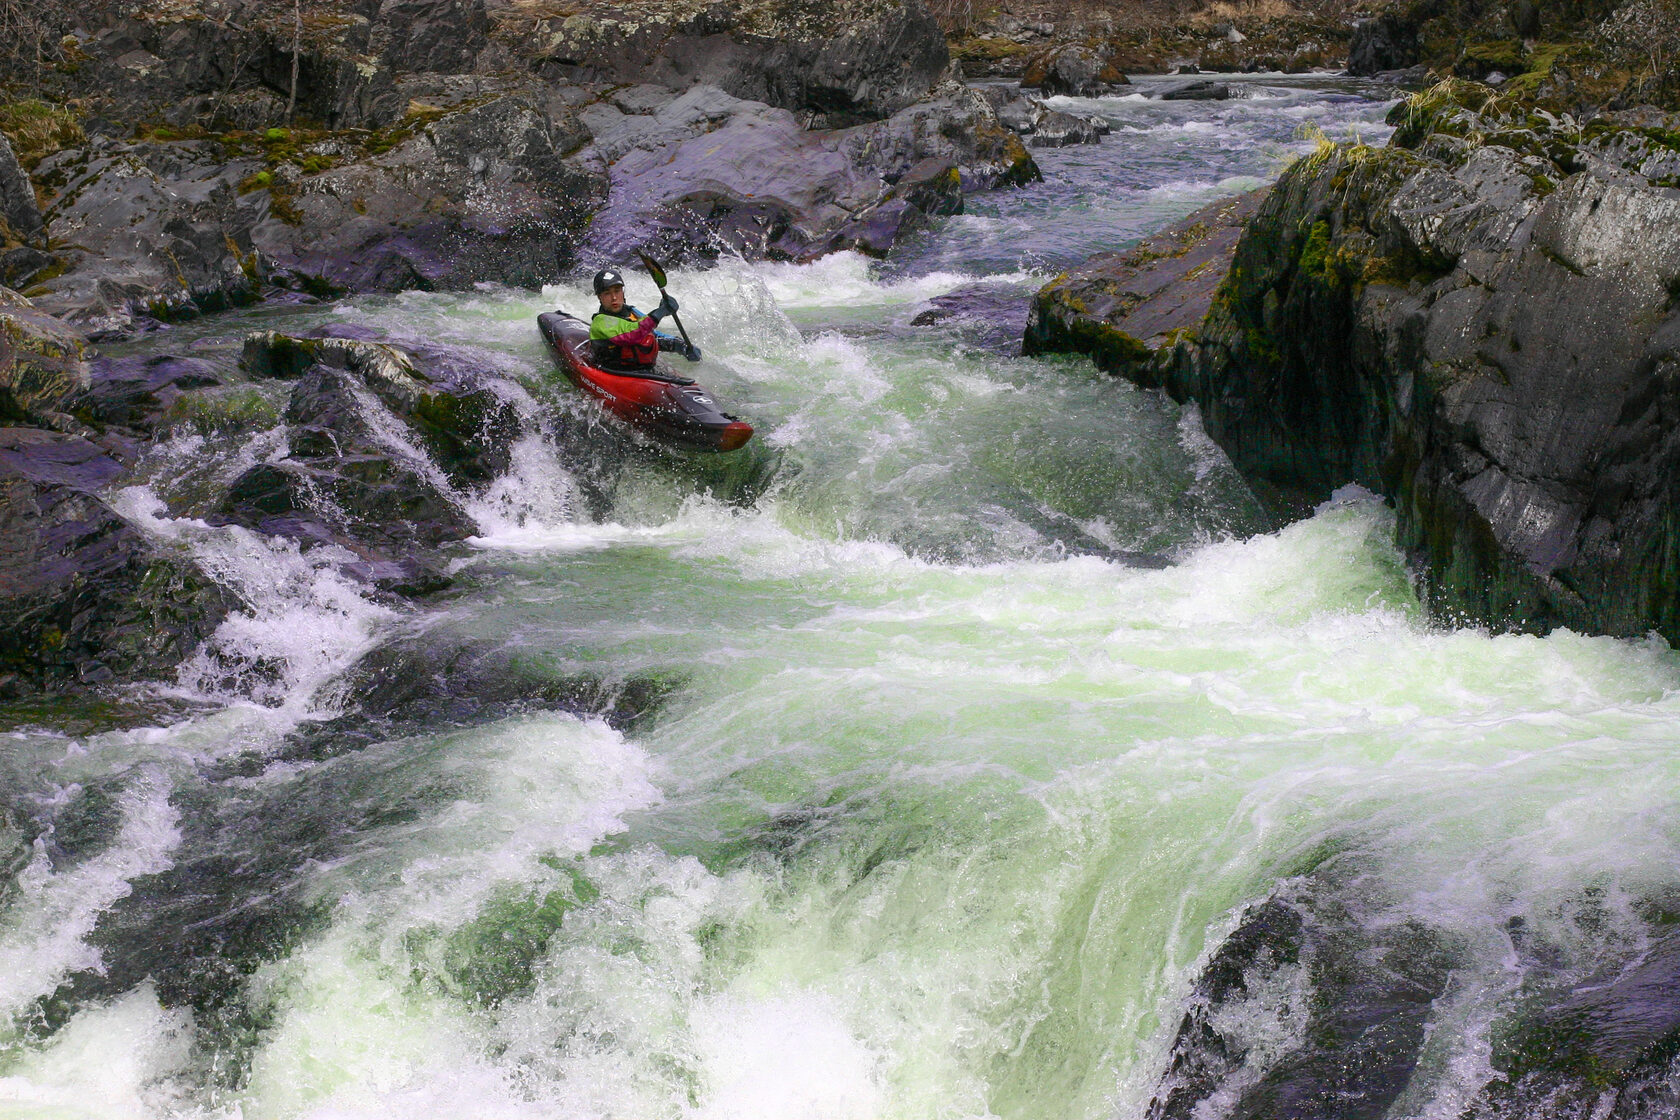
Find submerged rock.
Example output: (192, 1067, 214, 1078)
(1149, 882, 1460, 1120)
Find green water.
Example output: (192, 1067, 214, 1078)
(4, 83, 1680, 1120)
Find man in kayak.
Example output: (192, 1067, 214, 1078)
(589, 268, 701, 370)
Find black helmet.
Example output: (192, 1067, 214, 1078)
(592, 268, 625, 295)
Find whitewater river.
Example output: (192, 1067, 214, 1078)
(6, 76, 1680, 1120)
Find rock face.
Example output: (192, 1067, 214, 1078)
(1346, 15, 1418, 76)
(978, 85, 1111, 148)
(31, 140, 267, 334)
(0, 133, 45, 248)
(0, 427, 236, 696)
(582, 82, 1039, 265)
(1095, 83, 1680, 644)
(255, 90, 605, 294)
(522, 0, 950, 127)
(1024, 191, 1268, 376)
(0, 288, 91, 426)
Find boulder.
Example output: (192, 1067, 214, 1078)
(218, 328, 524, 591)
(71, 354, 222, 435)
(1148, 890, 1457, 1120)
(1024, 190, 1269, 376)
(582, 83, 1038, 266)
(254, 92, 604, 293)
(1030, 108, 1108, 147)
(1022, 44, 1129, 97)
(240, 327, 522, 485)
(0, 132, 45, 247)
(26, 141, 267, 335)
(523, 0, 950, 126)
(976, 85, 1109, 147)
(0, 288, 92, 426)
(1128, 86, 1680, 643)
(0, 428, 236, 696)
(1464, 926, 1680, 1118)
(1151, 79, 1231, 101)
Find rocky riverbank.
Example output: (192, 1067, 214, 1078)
(0, 0, 1082, 338)
(1028, 75, 1680, 646)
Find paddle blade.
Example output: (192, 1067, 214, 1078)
(637, 251, 669, 290)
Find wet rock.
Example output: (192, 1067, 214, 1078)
(1129, 84, 1680, 643)
(911, 282, 1033, 354)
(1031, 108, 1108, 147)
(0, 428, 236, 697)
(584, 82, 1038, 266)
(1149, 887, 1460, 1120)
(1024, 190, 1268, 377)
(976, 85, 1109, 148)
(0, 289, 92, 427)
(526, 0, 949, 126)
(255, 91, 604, 293)
(27, 141, 266, 335)
(0, 132, 45, 247)
(220, 327, 527, 592)
(1152, 79, 1231, 101)
(824, 157, 963, 258)
(1022, 44, 1129, 98)
(241, 327, 522, 485)
(71, 354, 222, 435)
(278, 631, 687, 760)
(1468, 927, 1680, 1118)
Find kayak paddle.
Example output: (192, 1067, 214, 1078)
(637, 251, 696, 356)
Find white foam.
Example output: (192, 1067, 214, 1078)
(0, 983, 199, 1120)
(0, 771, 181, 1022)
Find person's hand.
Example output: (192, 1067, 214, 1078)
(651, 294, 678, 322)
(683, 341, 702, 362)
(657, 293, 679, 315)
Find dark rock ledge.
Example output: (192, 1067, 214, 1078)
(1028, 81, 1680, 646)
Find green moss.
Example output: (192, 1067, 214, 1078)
(162, 387, 281, 436)
(0, 99, 85, 171)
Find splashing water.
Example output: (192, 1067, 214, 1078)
(8, 77, 1678, 1120)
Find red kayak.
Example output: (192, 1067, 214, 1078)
(538, 311, 754, 453)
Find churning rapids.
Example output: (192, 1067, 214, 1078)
(5, 76, 1679, 1120)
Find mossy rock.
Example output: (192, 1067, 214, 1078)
(1456, 39, 1528, 79)
(0, 287, 89, 422)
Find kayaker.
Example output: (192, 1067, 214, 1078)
(589, 268, 701, 370)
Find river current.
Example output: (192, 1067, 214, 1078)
(5, 76, 1680, 1120)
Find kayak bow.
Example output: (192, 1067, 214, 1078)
(537, 311, 753, 453)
